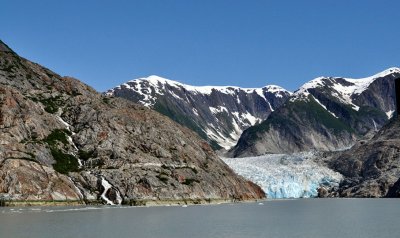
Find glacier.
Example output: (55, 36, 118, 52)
(222, 153, 343, 199)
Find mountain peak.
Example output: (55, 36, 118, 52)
(294, 67, 400, 101)
(365, 67, 400, 79)
(139, 75, 177, 85)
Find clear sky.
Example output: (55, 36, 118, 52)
(1, 0, 399, 92)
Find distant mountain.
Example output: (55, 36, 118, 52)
(327, 116, 400, 197)
(106, 76, 291, 150)
(0, 40, 265, 205)
(231, 68, 400, 157)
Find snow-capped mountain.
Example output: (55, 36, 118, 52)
(292, 67, 398, 115)
(106, 76, 291, 150)
(231, 67, 400, 157)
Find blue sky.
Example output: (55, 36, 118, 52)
(1, 1, 399, 92)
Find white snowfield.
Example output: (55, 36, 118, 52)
(222, 153, 343, 199)
(127, 75, 288, 96)
(293, 67, 400, 114)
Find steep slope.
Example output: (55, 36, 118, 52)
(231, 68, 400, 157)
(327, 117, 400, 197)
(106, 76, 291, 150)
(0, 40, 265, 205)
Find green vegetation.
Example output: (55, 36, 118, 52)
(358, 106, 387, 119)
(25, 94, 65, 114)
(244, 112, 295, 143)
(78, 149, 95, 161)
(102, 97, 111, 104)
(50, 148, 79, 174)
(298, 96, 354, 134)
(39, 95, 63, 114)
(43, 129, 71, 146)
(243, 95, 356, 143)
(43, 129, 79, 174)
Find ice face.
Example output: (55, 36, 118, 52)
(222, 153, 343, 199)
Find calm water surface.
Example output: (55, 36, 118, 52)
(1, 199, 399, 238)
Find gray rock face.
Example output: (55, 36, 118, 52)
(0, 159, 81, 201)
(0, 40, 265, 204)
(106, 76, 291, 150)
(231, 68, 400, 157)
(327, 118, 400, 197)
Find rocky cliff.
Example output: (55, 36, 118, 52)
(106, 76, 291, 150)
(231, 68, 400, 157)
(326, 117, 400, 197)
(0, 40, 265, 205)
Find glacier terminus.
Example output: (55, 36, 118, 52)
(223, 153, 343, 199)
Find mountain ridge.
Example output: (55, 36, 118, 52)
(230, 67, 400, 157)
(106, 75, 291, 150)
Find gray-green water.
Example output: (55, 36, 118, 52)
(1, 199, 399, 238)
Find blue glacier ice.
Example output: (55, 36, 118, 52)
(222, 152, 343, 198)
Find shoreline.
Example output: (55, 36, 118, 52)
(1, 197, 395, 208)
(0, 198, 263, 208)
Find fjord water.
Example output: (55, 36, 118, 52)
(1, 199, 399, 238)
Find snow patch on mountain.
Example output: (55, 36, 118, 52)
(210, 106, 228, 114)
(344, 67, 400, 95)
(293, 67, 400, 111)
(222, 153, 343, 198)
(386, 110, 395, 119)
(232, 112, 261, 127)
(206, 128, 236, 149)
(203, 110, 263, 150)
(192, 108, 199, 116)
